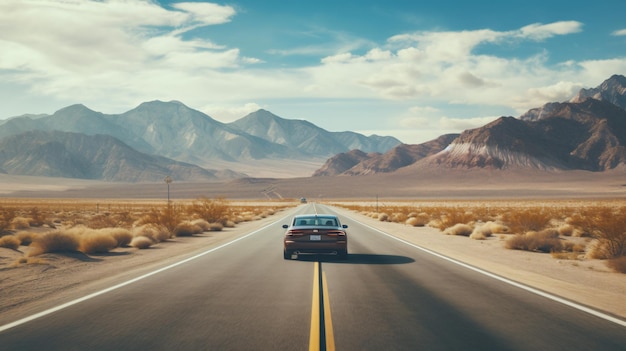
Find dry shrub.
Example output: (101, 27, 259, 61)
(106, 228, 133, 247)
(502, 208, 553, 234)
(391, 213, 407, 223)
(16, 231, 37, 246)
(28, 207, 46, 227)
(173, 221, 203, 237)
(209, 222, 224, 231)
(188, 197, 229, 224)
(0, 206, 17, 234)
(136, 204, 183, 234)
(224, 220, 235, 228)
(133, 225, 171, 243)
(0, 235, 20, 249)
(557, 224, 575, 237)
(86, 213, 119, 229)
(11, 217, 31, 230)
(79, 231, 117, 254)
(470, 221, 509, 240)
(569, 206, 626, 259)
(29, 230, 80, 256)
(405, 217, 420, 227)
(378, 213, 389, 222)
(131, 236, 154, 249)
(434, 208, 475, 231)
(191, 219, 211, 232)
(505, 230, 562, 253)
(607, 256, 626, 274)
(444, 223, 473, 236)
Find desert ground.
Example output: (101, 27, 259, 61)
(1, 169, 625, 325)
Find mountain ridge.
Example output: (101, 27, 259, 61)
(314, 74, 626, 176)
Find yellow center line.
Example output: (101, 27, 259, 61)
(309, 262, 336, 351)
(309, 262, 321, 351)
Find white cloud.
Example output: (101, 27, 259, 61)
(612, 29, 626, 36)
(518, 21, 583, 40)
(0, 0, 622, 146)
(201, 102, 265, 122)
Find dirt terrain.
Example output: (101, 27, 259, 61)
(2, 167, 625, 200)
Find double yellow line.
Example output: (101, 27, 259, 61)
(309, 262, 335, 351)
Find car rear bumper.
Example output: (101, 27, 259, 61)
(284, 241, 347, 254)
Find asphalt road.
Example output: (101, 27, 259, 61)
(1, 204, 625, 350)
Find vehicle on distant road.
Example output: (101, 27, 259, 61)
(283, 214, 348, 259)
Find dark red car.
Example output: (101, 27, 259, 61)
(283, 214, 348, 259)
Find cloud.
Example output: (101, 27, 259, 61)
(201, 102, 265, 122)
(0, 0, 622, 138)
(518, 21, 583, 40)
(612, 29, 626, 36)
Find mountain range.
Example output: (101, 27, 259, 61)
(0, 103, 401, 181)
(1, 74, 624, 182)
(315, 74, 626, 176)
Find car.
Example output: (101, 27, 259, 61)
(283, 214, 348, 259)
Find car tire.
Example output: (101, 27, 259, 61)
(283, 249, 293, 260)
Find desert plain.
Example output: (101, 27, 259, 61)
(1, 168, 625, 326)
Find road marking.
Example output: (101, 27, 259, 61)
(309, 262, 336, 351)
(349, 215, 626, 328)
(309, 262, 321, 351)
(322, 269, 335, 351)
(0, 219, 286, 333)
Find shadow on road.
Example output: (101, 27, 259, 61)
(294, 253, 414, 265)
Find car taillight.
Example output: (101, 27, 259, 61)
(287, 230, 304, 236)
(327, 231, 346, 236)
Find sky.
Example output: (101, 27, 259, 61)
(1, 0, 626, 144)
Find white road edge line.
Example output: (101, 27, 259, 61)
(344, 212, 626, 328)
(0, 217, 288, 333)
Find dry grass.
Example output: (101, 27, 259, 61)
(11, 217, 31, 230)
(505, 230, 563, 253)
(173, 221, 203, 237)
(28, 230, 80, 256)
(0, 235, 20, 250)
(79, 231, 118, 254)
(0, 206, 17, 234)
(132, 224, 171, 243)
(130, 236, 154, 249)
(16, 231, 36, 246)
(334, 199, 626, 273)
(444, 223, 473, 236)
(107, 228, 134, 247)
(470, 221, 509, 240)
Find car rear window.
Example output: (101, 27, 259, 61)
(294, 217, 337, 226)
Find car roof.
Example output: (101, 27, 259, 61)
(294, 214, 337, 219)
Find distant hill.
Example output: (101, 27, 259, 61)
(314, 74, 626, 175)
(314, 134, 459, 176)
(0, 130, 224, 182)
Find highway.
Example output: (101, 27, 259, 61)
(1, 203, 625, 350)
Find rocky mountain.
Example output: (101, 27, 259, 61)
(229, 109, 401, 156)
(314, 134, 458, 176)
(0, 130, 223, 182)
(570, 74, 626, 109)
(312, 149, 378, 176)
(0, 101, 401, 180)
(314, 74, 626, 175)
